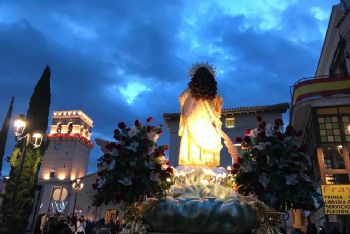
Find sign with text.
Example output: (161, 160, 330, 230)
(321, 185, 350, 215)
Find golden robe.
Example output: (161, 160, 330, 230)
(178, 89, 223, 167)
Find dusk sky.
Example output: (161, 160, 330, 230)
(0, 0, 338, 174)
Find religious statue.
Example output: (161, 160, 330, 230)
(178, 63, 238, 167)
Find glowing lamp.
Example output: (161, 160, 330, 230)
(72, 178, 84, 192)
(31, 132, 43, 148)
(14, 115, 26, 137)
(43, 174, 50, 180)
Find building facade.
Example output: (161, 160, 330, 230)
(290, 1, 350, 232)
(34, 110, 94, 218)
(164, 103, 289, 167)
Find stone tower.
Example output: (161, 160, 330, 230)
(36, 110, 93, 215)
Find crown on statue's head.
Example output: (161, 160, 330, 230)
(188, 62, 216, 78)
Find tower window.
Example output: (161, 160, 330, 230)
(67, 122, 73, 134)
(50, 170, 56, 179)
(56, 123, 62, 133)
(225, 117, 235, 128)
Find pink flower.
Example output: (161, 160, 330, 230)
(147, 117, 154, 123)
(134, 120, 141, 127)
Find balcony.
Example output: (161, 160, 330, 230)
(292, 74, 350, 106)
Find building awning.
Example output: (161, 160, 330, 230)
(292, 75, 350, 106)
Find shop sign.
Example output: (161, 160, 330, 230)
(321, 185, 350, 215)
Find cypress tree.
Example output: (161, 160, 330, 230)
(0, 66, 51, 233)
(26, 65, 51, 134)
(0, 97, 14, 174)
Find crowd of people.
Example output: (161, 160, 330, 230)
(33, 212, 121, 234)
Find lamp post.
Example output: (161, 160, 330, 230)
(72, 178, 84, 214)
(4, 115, 43, 232)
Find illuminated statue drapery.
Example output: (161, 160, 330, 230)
(178, 87, 223, 167)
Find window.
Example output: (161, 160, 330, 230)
(50, 170, 56, 179)
(318, 116, 340, 142)
(225, 117, 235, 128)
(322, 145, 345, 169)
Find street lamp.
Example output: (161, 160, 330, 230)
(4, 115, 44, 232)
(72, 178, 84, 214)
(13, 115, 26, 137)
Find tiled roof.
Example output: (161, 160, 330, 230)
(163, 102, 289, 128)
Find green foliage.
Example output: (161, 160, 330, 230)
(230, 117, 318, 212)
(9, 147, 21, 167)
(26, 66, 51, 134)
(93, 119, 174, 205)
(1, 147, 42, 233)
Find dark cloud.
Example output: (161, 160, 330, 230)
(0, 0, 338, 174)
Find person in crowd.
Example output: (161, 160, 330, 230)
(306, 217, 317, 234)
(40, 212, 49, 234)
(68, 213, 77, 233)
(76, 215, 86, 234)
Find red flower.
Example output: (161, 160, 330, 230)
(163, 145, 169, 151)
(235, 137, 243, 143)
(243, 136, 251, 143)
(105, 157, 113, 164)
(231, 169, 238, 175)
(245, 129, 251, 136)
(286, 125, 294, 133)
(155, 164, 162, 170)
(135, 120, 141, 127)
(157, 129, 163, 134)
(118, 122, 126, 129)
(276, 132, 284, 141)
(236, 157, 243, 164)
(147, 117, 153, 123)
(166, 167, 173, 174)
(256, 116, 262, 122)
(166, 160, 171, 166)
(146, 126, 152, 132)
